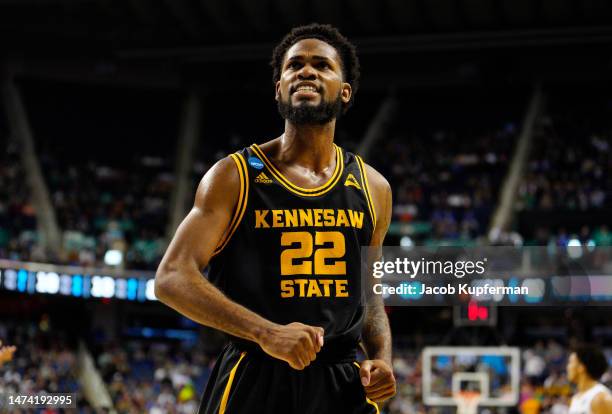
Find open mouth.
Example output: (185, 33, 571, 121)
(292, 85, 319, 95)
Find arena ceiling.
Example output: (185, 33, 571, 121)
(1, 0, 611, 90)
(1, 0, 612, 59)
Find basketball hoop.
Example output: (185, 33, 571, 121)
(453, 390, 482, 414)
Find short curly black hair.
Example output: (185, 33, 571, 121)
(573, 344, 609, 380)
(271, 23, 360, 113)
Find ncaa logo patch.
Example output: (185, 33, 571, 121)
(248, 156, 264, 170)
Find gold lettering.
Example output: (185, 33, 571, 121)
(280, 280, 294, 298)
(314, 231, 346, 275)
(259, 209, 364, 229)
(335, 279, 349, 297)
(272, 210, 283, 227)
(280, 232, 313, 275)
(323, 209, 335, 226)
(336, 210, 349, 227)
(307, 279, 323, 297)
(319, 279, 333, 297)
(285, 209, 298, 228)
(255, 210, 270, 228)
(348, 210, 364, 229)
(295, 279, 308, 297)
(313, 209, 323, 226)
(299, 209, 313, 227)
(280, 278, 348, 297)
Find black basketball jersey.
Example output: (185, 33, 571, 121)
(207, 143, 377, 352)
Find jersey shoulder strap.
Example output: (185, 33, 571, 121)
(343, 150, 378, 230)
(211, 149, 250, 256)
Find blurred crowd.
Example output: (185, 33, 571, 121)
(70, 337, 611, 414)
(41, 154, 172, 270)
(1, 316, 610, 414)
(0, 322, 96, 413)
(516, 116, 611, 213)
(0, 138, 38, 262)
(0, 139, 171, 271)
(517, 96, 612, 248)
(387, 340, 611, 414)
(370, 122, 518, 243)
(528, 224, 612, 248)
(94, 340, 212, 414)
(3, 90, 611, 267)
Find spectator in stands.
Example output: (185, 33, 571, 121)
(0, 340, 16, 366)
(593, 225, 612, 246)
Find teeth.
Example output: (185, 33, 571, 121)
(296, 85, 317, 92)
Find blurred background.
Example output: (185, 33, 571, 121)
(1, 0, 612, 413)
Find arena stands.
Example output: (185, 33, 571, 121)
(0, 143, 39, 263)
(94, 340, 211, 413)
(16, 81, 182, 270)
(517, 87, 612, 246)
(3, 83, 609, 257)
(0, 114, 39, 263)
(1, 291, 611, 413)
(2, 80, 611, 414)
(369, 89, 527, 245)
(0, 322, 92, 412)
(1, 2, 612, 414)
(39, 153, 172, 269)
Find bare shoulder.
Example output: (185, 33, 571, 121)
(362, 161, 391, 218)
(194, 155, 242, 213)
(362, 162, 391, 197)
(158, 154, 245, 276)
(592, 390, 612, 414)
(361, 161, 392, 239)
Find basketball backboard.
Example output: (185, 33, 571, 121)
(422, 347, 520, 408)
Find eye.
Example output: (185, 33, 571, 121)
(286, 61, 301, 70)
(316, 61, 330, 69)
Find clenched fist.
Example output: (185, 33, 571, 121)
(359, 359, 396, 403)
(258, 322, 324, 370)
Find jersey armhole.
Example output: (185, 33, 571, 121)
(355, 155, 377, 229)
(211, 153, 249, 256)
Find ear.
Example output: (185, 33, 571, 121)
(275, 81, 281, 102)
(341, 82, 352, 105)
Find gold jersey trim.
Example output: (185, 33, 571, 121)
(250, 143, 344, 197)
(353, 361, 381, 414)
(355, 155, 377, 229)
(212, 153, 249, 256)
(219, 351, 247, 414)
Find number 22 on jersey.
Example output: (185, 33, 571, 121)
(279, 231, 349, 298)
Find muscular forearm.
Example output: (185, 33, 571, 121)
(362, 295, 392, 364)
(155, 264, 276, 344)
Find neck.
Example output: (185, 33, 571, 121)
(279, 120, 337, 172)
(577, 376, 598, 393)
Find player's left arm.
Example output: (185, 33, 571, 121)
(591, 391, 612, 414)
(358, 162, 396, 403)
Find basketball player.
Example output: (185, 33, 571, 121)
(155, 24, 396, 413)
(567, 344, 612, 414)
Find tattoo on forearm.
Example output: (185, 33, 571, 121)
(362, 295, 392, 363)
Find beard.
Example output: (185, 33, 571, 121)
(277, 92, 343, 125)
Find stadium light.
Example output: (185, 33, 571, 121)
(104, 250, 123, 266)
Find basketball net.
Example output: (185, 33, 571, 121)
(453, 391, 481, 414)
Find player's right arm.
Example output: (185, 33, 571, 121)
(155, 156, 323, 370)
